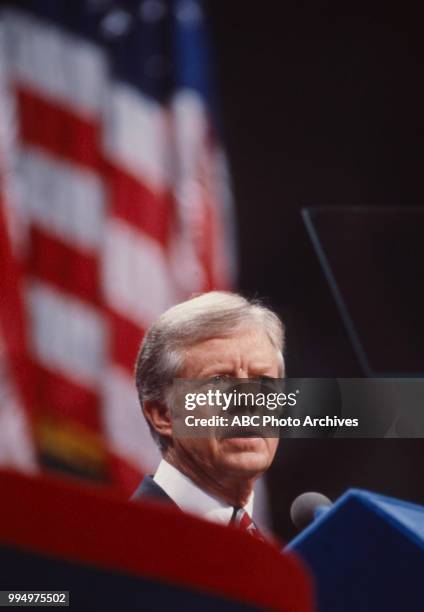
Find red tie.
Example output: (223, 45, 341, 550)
(231, 507, 265, 541)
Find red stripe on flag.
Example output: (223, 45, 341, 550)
(31, 361, 101, 431)
(17, 86, 102, 172)
(0, 197, 35, 412)
(0, 204, 27, 355)
(107, 309, 145, 375)
(107, 162, 173, 248)
(28, 226, 100, 307)
(195, 140, 230, 291)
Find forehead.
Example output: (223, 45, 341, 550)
(181, 327, 281, 370)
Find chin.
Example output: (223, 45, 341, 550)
(219, 437, 271, 474)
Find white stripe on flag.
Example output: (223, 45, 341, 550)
(102, 218, 177, 327)
(171, 89, 208, 176)
(28, 281, 106, 389)
(101, 365, 161, 473)
(20, 147, 106, 252)
(167, 229, 207, 294)
(0, 337, 37, 472)
(0, 17, 28, 252)
(3, 9, 106, 117)
(170, 89, 235, 288)
(104, 83, 172, 191)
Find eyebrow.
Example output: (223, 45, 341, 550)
(199, 362, 280, 377)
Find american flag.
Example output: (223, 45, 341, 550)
(0, 0, 235, 493)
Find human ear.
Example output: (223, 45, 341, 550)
(143, 400, 173, 441)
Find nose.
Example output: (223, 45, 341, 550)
(234, 373, 248, 380)
(234, 367, 249, 379)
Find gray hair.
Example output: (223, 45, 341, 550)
(135, 291, 285, 450)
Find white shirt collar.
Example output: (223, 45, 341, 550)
(153, 459, 254, 525)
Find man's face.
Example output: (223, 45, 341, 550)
(171, 327, 282, 481)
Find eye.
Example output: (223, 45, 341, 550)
(209, 374, 229, 384)
(260, 375, 275, 383)
(210, 375, 223, 384)
(259, 375, 278, 388)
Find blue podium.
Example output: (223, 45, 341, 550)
(288, 489, 424, 611)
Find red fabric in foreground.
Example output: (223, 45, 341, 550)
(0, 470, 312, 611)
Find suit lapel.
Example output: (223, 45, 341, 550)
(131, 475, 179, 509)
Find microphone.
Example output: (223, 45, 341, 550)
(290, 492, 332, 531)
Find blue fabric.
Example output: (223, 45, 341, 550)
(0, 544, 257, 611)
(288, 489, 424, 612)
(15, 0, 216, 108)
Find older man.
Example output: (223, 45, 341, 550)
(132, 291, 284, 534)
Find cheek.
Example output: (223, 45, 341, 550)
(177, 437, 218, 464)
(266, 438, 279, 460)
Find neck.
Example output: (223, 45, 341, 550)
(163, 448, 256, 507)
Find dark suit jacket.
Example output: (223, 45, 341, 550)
(131, 476, 178, 509)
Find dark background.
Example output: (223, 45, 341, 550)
(206, 1, 424, 539)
